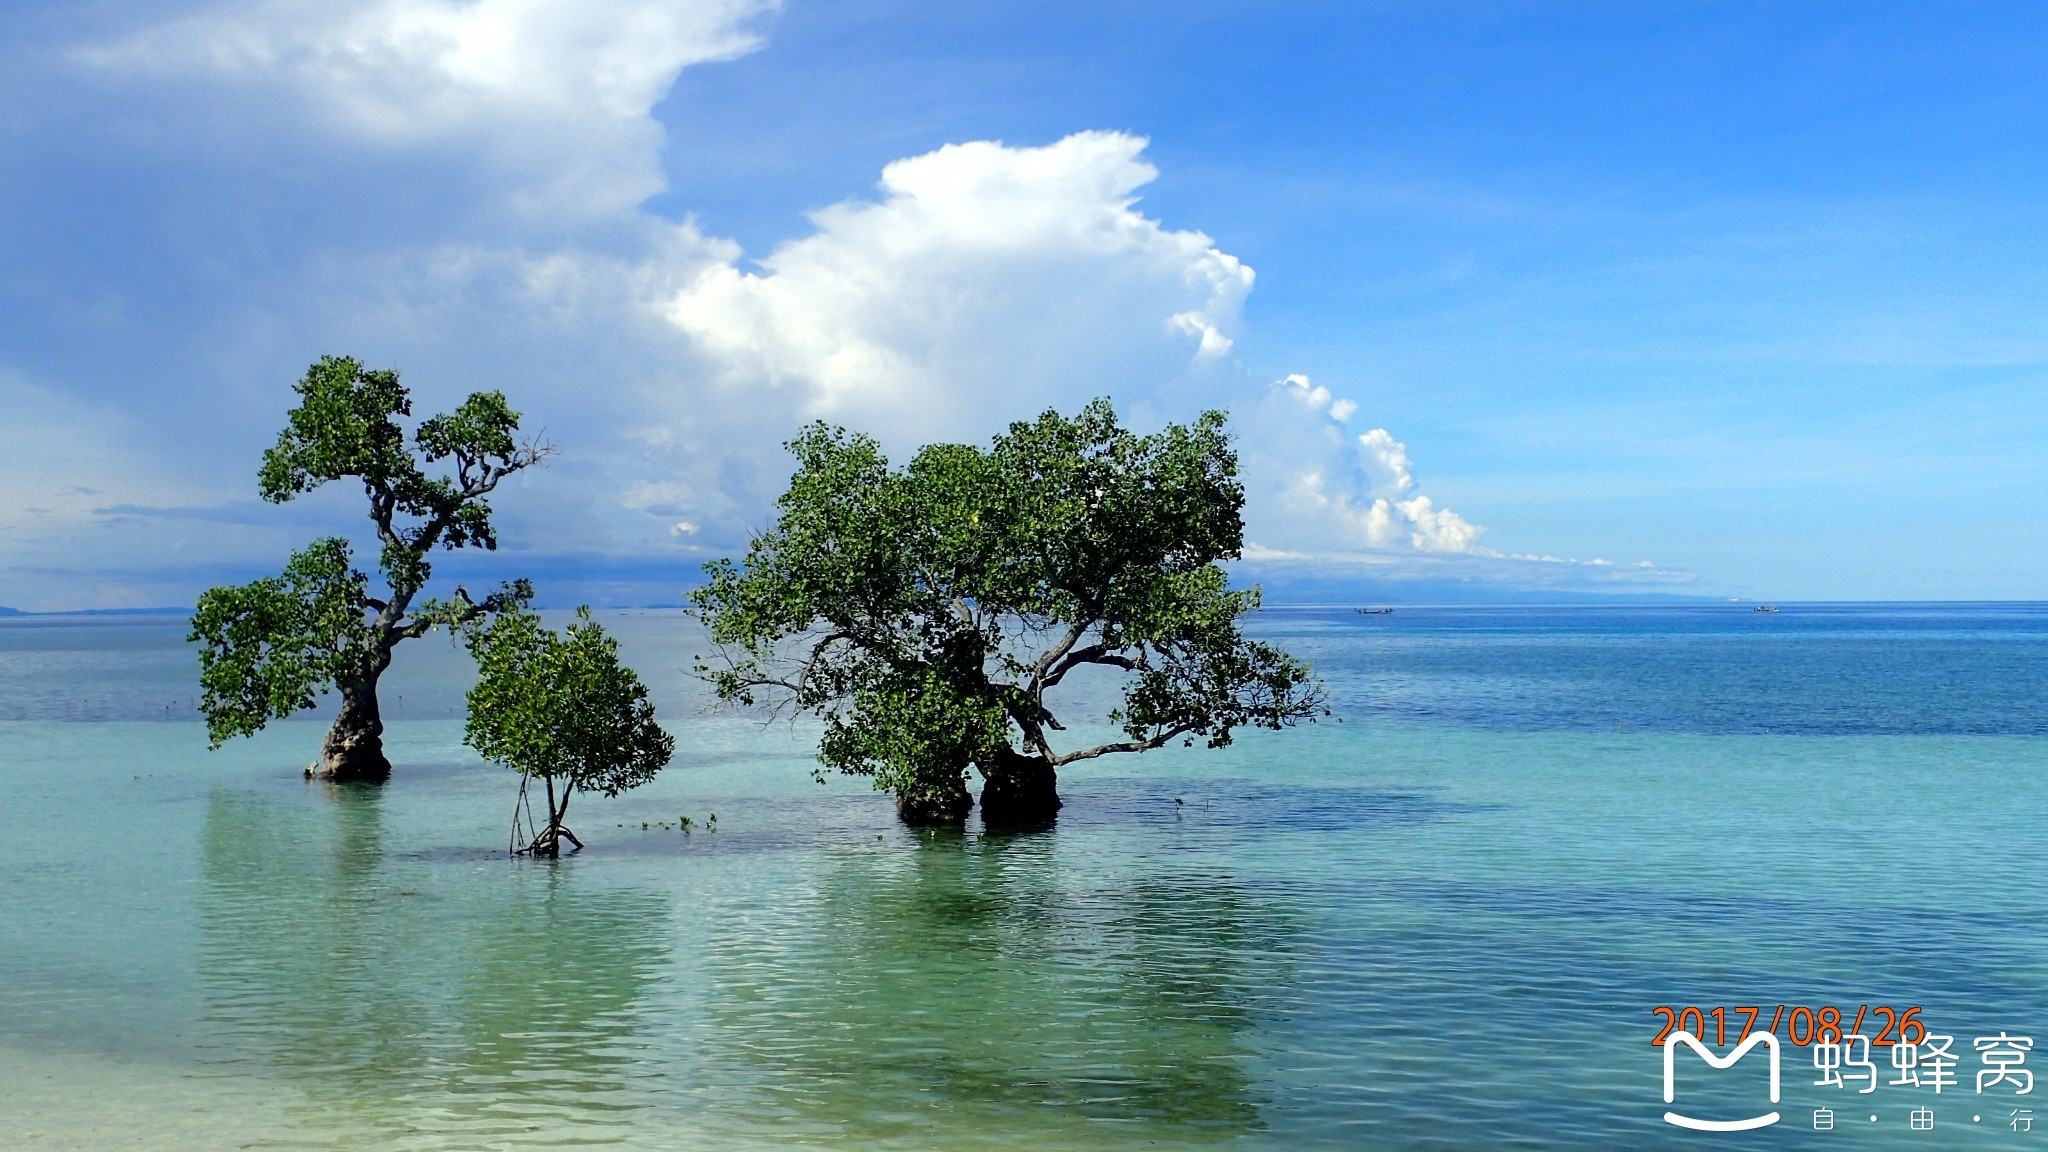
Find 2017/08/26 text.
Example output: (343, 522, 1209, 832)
(1652, 1006, 1926, 1048)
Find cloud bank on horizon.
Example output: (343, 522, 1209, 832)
(0, 0, 1681, 609)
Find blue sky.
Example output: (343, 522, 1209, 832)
(2, 1, 2044, 608)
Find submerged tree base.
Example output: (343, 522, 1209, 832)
(896, 785, 973, 827)
(506, 772, 597, 858)
(978, 749, 1062, 829)
(307, 723, 392, 783)
(518, 823, 584, 858)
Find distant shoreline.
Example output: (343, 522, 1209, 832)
(0, 607, 193, 618)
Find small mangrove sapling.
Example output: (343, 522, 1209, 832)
(462, 606, 675, 856)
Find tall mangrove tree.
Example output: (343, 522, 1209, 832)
(190, 355, 547, 781)
(691, 400, 1326, 827)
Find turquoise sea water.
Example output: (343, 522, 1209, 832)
(3, 604, 2047, 1149)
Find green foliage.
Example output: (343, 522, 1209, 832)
(190, 355, 547, 749)
(258, 356, 540, 593)
(816, 663, 1013, 806)
(190, 538, 370, 747)
(258, 358, 415, 504)
(691, 399, 1327, 803)
(462, 607, 675, 797)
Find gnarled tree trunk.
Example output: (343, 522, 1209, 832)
(312, 676, 392, 783)
(978, 745, 1061, 829)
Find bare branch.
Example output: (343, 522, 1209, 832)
(1033, 617, 1091, 681)
(1001, 695, 1051, 757)
(1050, 725, 1194, 767)
(796, 631, 851, 695)
(367, 487, 401, 549)
(1041, 643, 1139, 689)
(457, 433, 554, 499)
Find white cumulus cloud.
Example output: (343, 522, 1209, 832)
(1244, 373, 1486, 555)
(1237, 375, 1686, 588)
(1354, 427, 1415, 494)
(663, 131, 1253, 446)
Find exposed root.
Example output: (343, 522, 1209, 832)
(516, 823, 581, 858)
(510, 773, 580, 857)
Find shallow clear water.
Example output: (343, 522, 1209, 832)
(4, 605, 2047, 1148)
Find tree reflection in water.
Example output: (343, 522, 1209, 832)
(195, 786, 671, 1147)
(703, 828, 1299, 1149)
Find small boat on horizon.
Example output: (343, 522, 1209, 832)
(1753, 605, 1779, 613)
(1356, 607, 1395, 615)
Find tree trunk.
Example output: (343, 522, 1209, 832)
(896, 772, 974, 826)
(312, 676, 392, 783)
(978, 745, 1061, 829)
(521, 777, 582, 858)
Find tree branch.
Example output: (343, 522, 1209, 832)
(461, 435, 555, 500)
(795, 630, 851, 695)
(1033, 617, 1092, 681)
(1000, 694, 1053, 757)
(368, 486, 400, 549)
(1050, 725, 1194, 767)
(1041, 643, 1139, 689)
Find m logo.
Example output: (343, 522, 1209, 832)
(1663, 1030, 1782, 1131)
